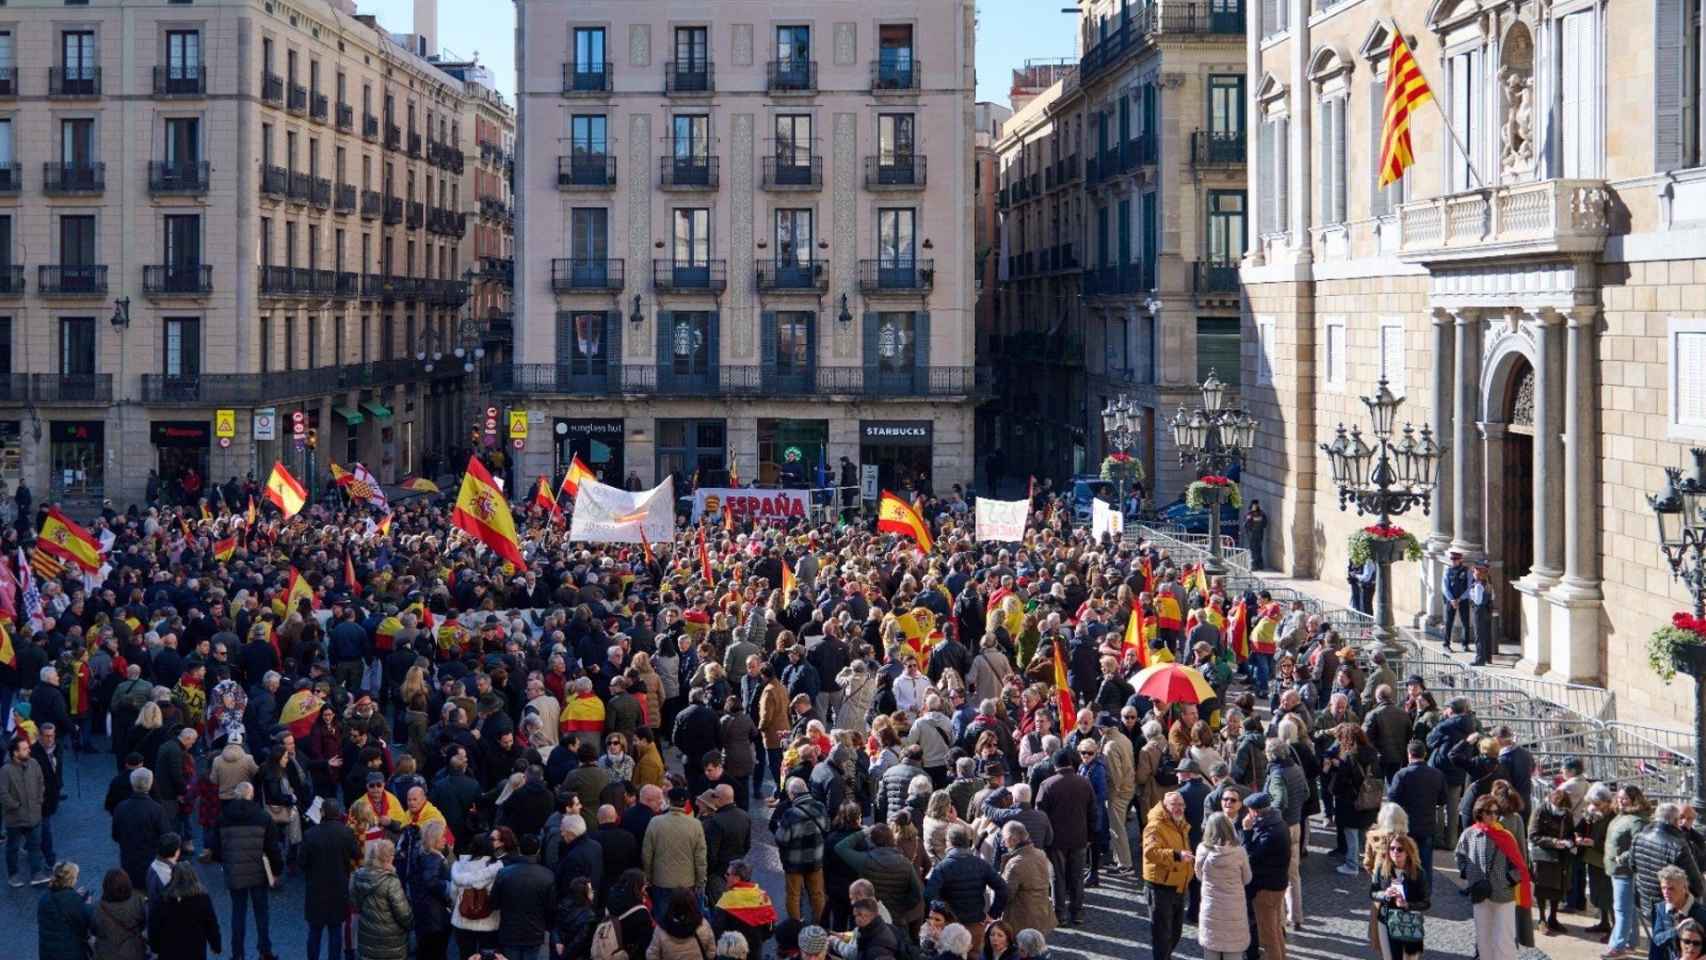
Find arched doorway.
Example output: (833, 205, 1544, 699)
(1500, 358, 1536, 650)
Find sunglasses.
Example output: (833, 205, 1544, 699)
(1221, 797, 1240, 804)
(1687, 940, 1706, 947)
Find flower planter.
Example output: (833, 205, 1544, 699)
(1368, 537, 1403, 564)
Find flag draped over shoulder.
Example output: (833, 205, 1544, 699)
(285, 566, 317, 611)
(451, 456, 527, 571)
(877, 491, 934, 553)
(1378, 31, 1434, 187)
(781, 560, 797, 604)
(265, 461, 308, 518)
(279, 688, 322, 738)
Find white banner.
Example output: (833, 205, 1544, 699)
(975, 497, 1030, 542)
(1092, 498, 1125, 540)
(689, 487, 811, 523)
(569, 477, 676, 543)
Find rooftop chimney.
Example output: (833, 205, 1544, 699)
(413, 0, 438, 59)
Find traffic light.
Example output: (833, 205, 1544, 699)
(306, 428, 319, 449)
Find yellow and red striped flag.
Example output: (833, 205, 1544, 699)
(1052, 638, 1076, 724)
(246, 496, 257, 526)
(213, 535, 237, 563)
(1124, 603, 1149, 668)
(697, 527, 714, 585)
(534, 476, 563, 524)
(284, 566, 317, 611)
(877, 490, 934, 553)
(781, 559, 797, 605)
(265, 460, 308, 518)
(1378, 31, 1434, 187)
(0, 621, 15, 669)
(400, 475, 441, 494)
(559, 455, 595, 500)
(39, 507, 102, 573)
(344, 551, 361, 597)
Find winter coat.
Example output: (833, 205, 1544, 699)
(1243, 806, 1291, 891)
(112, 792, 171, 890)
(999, 841, 1055, 937)
(1385, 761, 1446, 843)
(91, 892, 148, 960)
(1606, 812, 1649, 878)
(717, 711, 757, 778)
(300, 820, 362, 926)
(147, 891, 222, 960)
(1362, 704, 1413, 770)
(1425, 712, 1478, 786)
(217, 797, 280, 891)
(408, 850, 453, 936)
(1455, 825, 1518, 906)
(1527, 801, 1574, 896)
(1036, 768, 1097, 852)
(834, 831, 925, 921)
(449, 856, 504, 933)
(0, 754, 44, 827)
(645, 917, 716, 960)
(1194, 842, 1252, 954)
(836, 667, 877, 734)
(877, 762, 925, 823)
(1140, 804, 1192, 891)
(642, 809, 708, 891)
(1263, 754, 1307, 827)
(925, 846, 1008, 923)
(772, 796, 829, 872)
(37, 887, 93, 960)
(492, 858, 556, 948)
(350, 866, 414, 960)
(757, 681, 790, 749)
(1324, 743, 1380, 831)
(1633, 822, 1704, 915)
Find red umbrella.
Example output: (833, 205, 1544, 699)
(1131, 662, 1217, 704)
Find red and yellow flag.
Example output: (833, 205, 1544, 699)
(400, 475, 441, 494)
(1228, 600, 1250, 663)
(1155, 593, 1183, 632)
(245, 496, 257, 526)
(781, 559, 797, 604)
(714, 882, 778, 928)
(1124, 603, 1149, 668)
(877, 490, 934, 553)
(285, 566, 317, 611)
(213, 535, 237, 563)
(344, 551, 361, 597)
(534, 476, 561, 521)
(1052, 638, 1076, 724)
(265, 461, 308, 519)
(0, 621, 15, 669)
(279, 688, 321, 739)
(38, 507, 102, 573)
(375, 513, 393, 537)
(638, 527, 656, 567)
(1378, 31, 1434, 187)
(698, 527, 714, 585)
(199, 502, 212, 520)
(451, 456, 527, 571)
(559, 455, 595, 500)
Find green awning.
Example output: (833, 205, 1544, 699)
(333, 406, 364, 425)
(360, 401, 393, 419)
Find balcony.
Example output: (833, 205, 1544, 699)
(287, 171, 312, 203)
(1083, 260, 1155, 297)
(480, 197, 512, 222)
(310, 93, 329, 123)
(664, 60, 714, 95)
(382, 275, 420, 302)
(1192, 259, 1241, 297)
(261, 165, 288, 198)
(408, 132, 422, 158)
(659, 155, 719, 190)
(557, 154, 616, 190)
(406, 201, 424, 229)
(39, 265, 108, 296)
(0, 67, 15, 98)
(43, 162, 105, 195)
(1191, 130, 1246, 168)
(756, 259, 828, 292)
(49, 66, 101, 98)
(334, 183, 357, 214)
(1079, 3, 1244, 83)
(361, 273, 384, 299)
(385, 125, 401, 151)
(1396, 179, 1613, 263)
(152, 65, 205, 97)
(492, 363, 989, 399)
(652, 259, 727, 293)
(310, 177, 332, 209)
(858, 258, 934, 294)
(287, 82, 307, 113)
(865, 155, 927, 190)
(148, 160, 210, 195)
(0, 265, 24, 295)
(761, 157, 822, 191)
(767, 59, 816, 93)
(562, 62, 612, 94)
(479, 257, 514, 284)
(31, 374, 112, 404)
(383, 197, 403, 225)
(871, 57, 920, 92)
(261, 72, 284, 104)
(0, 163, 20, 194)
(258, 265, 293, 295)
(336, 103, 354, 131)
(335, 271, 359, 298)
(362, 113, 380, 140)
(144, 264, 213, 296)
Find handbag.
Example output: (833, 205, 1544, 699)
(1354, 762, 1384, 812)
(457, 884, 494, 921)
(1382, 904, 1425, 943)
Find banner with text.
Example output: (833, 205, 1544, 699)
(1092, 498, 1125, 541)
(975, 497, 1030, 542)
(569, 477, 676, 544)
(690, 487, 812, 523)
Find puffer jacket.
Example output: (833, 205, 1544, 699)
(1632, 821, 1704, 915)
(1263, 753, 1308, 826)
(1140, 803, 1192, 890)
(1194, 842, 1252, 954)
(448, 856, 503, 933)
(1605, 812, 1648, 878)
(350, 866, 414, 960)
(1243, 806, 1290, 891)
(217, 798, 280, 891)
(877, 762, 925, 822)
(834, 831, 924, 920)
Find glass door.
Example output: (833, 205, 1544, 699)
(573, 27, 606, 88)
(877, 114, 916, 184)
(876, 209, 916, 288)
(672, 209, 711, 287)
(775, 26, 811, 88)
(774, 114, 813, 185)
(672, 114, 710, 186)
(569, 208, 608, 286)
(164, 215, 201, 290)
(570, 114, 607, 184)
(774, 209, 814, 286)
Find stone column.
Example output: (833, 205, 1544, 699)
(1530, 309, 1567, 580)
(1423, 308, 1455, 626)
(1288, 0, 1312, 260)
(1546, 306, 1603, 683)
(1450, 309, 1484, 559)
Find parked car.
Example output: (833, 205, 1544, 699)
(1158, 496, 1242, 536)
(1072, 475, 1120, 522)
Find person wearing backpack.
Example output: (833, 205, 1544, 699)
(1324, 723, 1382, 877)
(450, 831, 505, 958)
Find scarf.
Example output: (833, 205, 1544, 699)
(1471, 821, 1534, 907)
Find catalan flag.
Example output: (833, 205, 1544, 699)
(1052, 638, 1076, 724)
(29, 546, 66, 581)
(638, 527, 656, 568)
(213, 535, 238, 563)
(451, 455, 527, 571)
(38, 507, 102, 573)
(559, 455, 595, 500)
(1378, 31, 1434, 188)
(265, 460, 308, 518)
(877, 490, 934, 553)
(400, 475, 441, 494)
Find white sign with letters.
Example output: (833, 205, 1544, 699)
(975, 497, 1030, 542)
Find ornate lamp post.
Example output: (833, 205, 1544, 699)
(1100, 394, 1142, 519)
(1170, 370, 1258, 576)
(1647, 449, 1706, 807)
(1320, 378, 1445, 650)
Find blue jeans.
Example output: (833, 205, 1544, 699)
(1248, 653, 1273, 696)
(230, 884, 273, 960)
(1610, 875, 1637, 951)
(4, 822, 44, 878)
(1344, 828, 1363, 870)
(307, 922, 343, 960)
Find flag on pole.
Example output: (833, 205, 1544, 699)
(38, 507, 103, 573)
(534, 476, 563, 523)
(0, 621, 14, 669)
(1227, 599, 1250, 663)
(28, 546, 63, 582)
(265, 461, 308, 518)
(213, 536, 237, 563)
(199, 502, 211, 520)
(1052, 638, 1076, 724)
(1124, 603, 1149, 668)
(285, 566, 317, 611)
(877, 491, 934, 553)
(1378, 31, 1434, 187)
(559, 455, 595, 500)
(698, 527, 714, 585)
(18, 548, 44, 631)
(722, 502, 734, 532)
(400, 476, 441, 494)
(781, 559, 797, 605)
(451, 455, 527, 571)
(246, 496, 257, 526)
(344, 551, 361, 597)
(638, 526, 656, 567)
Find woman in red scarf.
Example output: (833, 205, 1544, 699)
(1455, 793, 1533, 960)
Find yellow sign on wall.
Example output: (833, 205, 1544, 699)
(507, 410, 529, 439)
(214, 409, 237, 439)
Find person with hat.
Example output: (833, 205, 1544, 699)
(1440, 552, 1471, 654)
(349, 770, 405, 843)
(1469, 563, 1497, 666)
(1242, 790, 1291, 960)
(1036, 748, 1095, 926)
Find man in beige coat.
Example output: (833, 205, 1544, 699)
(642, 786, 709, 903)
(525, 677, 561, 748)
(1099, 719, 1137, 872)
(998, 821, 1056, 937)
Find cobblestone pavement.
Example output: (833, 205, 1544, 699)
(5, 744, 1585, 960)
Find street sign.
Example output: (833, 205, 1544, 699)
(507, 410, 529, 439)
(486, 406, 498, 419)
(214, 409, 236, 439)
(484, 417, 498, 431)
(218, 437, 232, 449)
(254, 408, 277, 441)
(512, 438, 524, 450)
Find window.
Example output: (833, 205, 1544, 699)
(563, 311, 609, 374)
(60, 215, 95, 266)
(0, 33, 13, 81)
(873, 311, 918, 371)
(773, 311, 812, 372)
(1196, 317, 1241, 388)
(569, 208, 608, 280)
(360, 315, 370, 363)
(164, 215, 201, 273)
(1207, 190, 1246, 262)
(260, 316, 270, 370)
(775, 25, 811, 88)
(1208, 75, 1245, 137)
(668, 312, 711, 375)
(61, 31, 95, 79)
(307, 315, 318, 368)
(1448, 49, 1482, 193)
(1379, 319, 1406, 394)
(878, 23, 914, 69)
(1325, 319, 1346, 388)
(673, 208, 710, 265)
(877, 209, 916, 265)
(1670, 318, 1706, 436)
(0, 318, 11, 375)
(1255, 317, 1276, 386)
(774, 209, 813, 264)
(654, 418, 725, 485)
(166, 117, 199, 166)
(1097, 206, 1111, 267)
(674, 26, 709, 85)
(61, 118, 94, 167)
(166, 30, 200, 80)
(1258, 115, 1289, 236)
(284, 314, 295, 371)
(1368, 74, 1406, 216)
(673, 114, 711, 159)
(1262, 0, 1289, 36)
(1665, 0, 1705, 170)
(1317, 96, 1347, 225)
(60, 317, 96, 375)
(571, 115, 607, 158)
(1559, 11, 1600, 177)
(775, 114, 813, 165)
(164, 317, 200, 377)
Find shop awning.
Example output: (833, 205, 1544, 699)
(360, 401, 393, 419)
(333, 406, 364, 425)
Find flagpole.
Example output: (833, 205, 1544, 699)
(1427, 95, 1486, 189)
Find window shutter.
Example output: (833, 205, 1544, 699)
(606, 310, 623, 388)
(555, 311, 573, 366)
(805, 312, 818, 370)
(1258, 121, 1275, 234)
(1275, 116, 1289, 237)
(707, 311, 721, 388)
(1334, 99, 1348, 224)
(914, 311, 931, 369)
(761, 311, 778, 369)
(1680, 332, 1706, 426)
(1370, 79, 1390, 217)
(1656, 0, 1687, 172)
(656, 310, 672, 391)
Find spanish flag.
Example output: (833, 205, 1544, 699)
(897, 609, 937, 661)
(714, 881, 778, 927)
(1183, 563, 1210, 597)
(0, 622, 15, 669)
(1140, 558, 1156, 595)
(246, 496, 257, 526)
(400, 475, 441, 494)
(781, 559, 797, 604)
(559, 455, 595, 500)
(1155, 593, 1184, 632)
(1124, 604, 1148, 668)
(375, 615, 403, 651)
(1052, 638, 1076, 724)
(285, 566, 317, 612)
(638, 527, 656, 568)
(722, 502, 734, 531)
(404, 599, 434, 631)
(697, 527, 714, 585)
(451, 456, 527, 571)
(1378, 31, 1434, 188)
(344, 551, 361, 597)
(199, 502, 211, 520)
(279, 688, 322, 739)
(265, 461, 308, 519)
(38, 507, 102, 573)
(213, 535, 238, 563)
(534, 476, 562, 522)
(1227, 600, 1250, 663)
(877, 490, 934, 553)
(560, 690, 606, 734)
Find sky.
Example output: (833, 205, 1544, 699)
(353, 0, 1079, 110)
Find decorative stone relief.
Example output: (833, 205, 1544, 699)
(629, 24, 651, 67)
(832, 112, 858, 360)
(1498, 23, 1534, 180)
(731, 113, 756, 360)
(733, 25, 753, 67)
(628, 113, 652, 355)
(1509, 365, 1535, 427)
(835, 23, 856, 66)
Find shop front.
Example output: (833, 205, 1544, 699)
(151, 420, 212, 505)
(860, 420, 933, 495)
(554, 417, 625, 486)
(758, 418, 828, 488)
(50, 420, 105, 500)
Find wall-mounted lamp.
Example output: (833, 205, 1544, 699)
(838, 293, 853, 325)
(654, 240, 665, 249)
(817, 240, 829, 250)
(756, 239, 768, 250)
(629, 294, 644, 325)
(110, 296, 131, 329)
(922, 238, 934, 251)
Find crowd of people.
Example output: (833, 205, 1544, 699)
(0, 472, 1701, 960)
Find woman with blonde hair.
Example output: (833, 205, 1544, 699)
(922, 789, 959, 863)
(1370, 832, 1429, 959)
(631, 651, 664, 728)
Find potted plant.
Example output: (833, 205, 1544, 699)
(1185, 474, 1242, 510)
(1649, 611, 1706, 681)
(1100, 451, 1144, 485)
(1347, 523, 1423, 566)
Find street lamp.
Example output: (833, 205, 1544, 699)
(1172, 369, 1257, 576)
(1648, 447, 1706, 807)
(1100, 394, 1142, 523)
(1320, 377, 1445, 650)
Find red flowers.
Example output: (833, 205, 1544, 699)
(1200, 475, 1231, 486)
(1672, 611, 1706, 637)
(1364, 524, 1409, 539)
